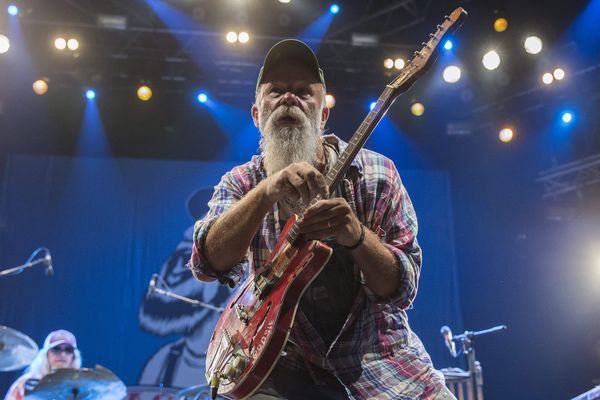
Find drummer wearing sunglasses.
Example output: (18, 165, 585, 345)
(4, 330, 82, 400)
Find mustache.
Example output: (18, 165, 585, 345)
(267, 106, 309, 126)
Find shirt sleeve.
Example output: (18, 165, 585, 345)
(370, 160, 422, 309)
(187, 170, 250, 288)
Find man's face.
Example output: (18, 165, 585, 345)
(252, 62, 329, 177)
(47, 344, 75, 370)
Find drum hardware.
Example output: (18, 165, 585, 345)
(0, 247, 53, 278)
(24, 365, 126, 400)
(0, 326, 39, 372)
(146, 274, 224, 312)
(440, 324, 507, 400)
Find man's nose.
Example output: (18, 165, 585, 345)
(280, 91, 299, 106)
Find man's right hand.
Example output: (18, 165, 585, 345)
(263, 162, 329, 206)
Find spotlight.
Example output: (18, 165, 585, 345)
(394, 58, 405, 70)
(524, 36, 542, 54)
(137, 85, 152, 102)
(7, 4, 18, 16)
(542, 72, 554, 85)
(443, 40, 453, 50)
(54, 38, 67, 50)
(226, 32, 237, 43)
(411, 102, 425, 116)
(499, 127, 514, 143)
(32, 79, 48, 95)
(494, 17, 508, 32)
(85, 89, 96, 100)
(325, 94, 336, 108)
(197, 92, 208, 103)
(238, 32, 249, 44)
(482, 50, 501, 70)
(330, 4, 340, 14)
(67, 38, 79, 51)
(442, 65, 461, 83)
(278, 0, 291, 3)
(369, 101, 377, 111)
(553, 68, 565, 80)
(383, 58, 394, 69)
(561, 111, 573, 124)
(0, 34, 10, 54)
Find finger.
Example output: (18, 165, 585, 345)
(303, 169, 326, 203)
(287, 171, 310, 204)
(300, 205, 349, 232)
(303, 198, 346, 219)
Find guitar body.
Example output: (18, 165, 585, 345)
(205, 215, 333, 399)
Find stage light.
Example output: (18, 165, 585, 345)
(325, 94, 336, 108)
(553, 68, 565, 80)
(7, 4, 18, 16)
(394, 58, 405, 70)
(499, 127, 514, 143)
(369, 101, 377, 111)
(443, 40, 453, 50)
(54, 38, 67, 50)
(0, 35, 9, 54)
(197, 92, 208, 103)
(494, 17, 508, 32)
(67, 38, 79, 51)
(238, 32, 249, 43)
(442, 65, 461, 83)
(137, 85, 152, 101)
(278, 0, 291, 3)
(226, 32, 237, 43)
(561, 111, 573, 123)
(383, 58, 394, 69)
(85, 89, 96, 100)
(542, 72, 554, 85)
(32, 80, 48, 95)
(411, 102, 425, 116)
(330, 4, 340, 14)
(524, 36, 542, 54)
(482, 50, 501, 70)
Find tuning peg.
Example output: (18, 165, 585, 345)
(436, 24, 442, 29)
(413, 50, 421, 57)
(444, 15, 450, 20)
(429, 33, 435, 38)
(421, 42, 427, 47)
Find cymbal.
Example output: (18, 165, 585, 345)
(25, 365, 126, 400)
(0, 325, 39, 372)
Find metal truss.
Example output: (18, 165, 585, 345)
(537, 154, 600, 199)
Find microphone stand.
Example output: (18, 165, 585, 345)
(0, 257, 47, 278)
(151, 286, 224, 313)
(453, 325, 507, 400)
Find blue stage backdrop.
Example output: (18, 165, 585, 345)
(0, 154, 462, 393)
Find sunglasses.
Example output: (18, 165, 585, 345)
(49, 345, 75, 354)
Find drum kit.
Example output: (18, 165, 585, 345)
(0, 325, 219, 400)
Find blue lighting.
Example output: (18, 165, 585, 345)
(197, 92, 208, 103)
(329, 4, 340, 14)
(369, 101, 377, 111)
(85, 89, 96, 100)
(561, 111, 573, 123)
(7, 4, 18, 16)
(443, 39, 453, 50)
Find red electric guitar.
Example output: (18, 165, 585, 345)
(205, 7, 467, 399)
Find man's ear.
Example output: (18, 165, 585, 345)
(320, 106, 330, 130)
(251, 103, 259, 128)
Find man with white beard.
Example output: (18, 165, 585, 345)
(189, 39, 454, 399)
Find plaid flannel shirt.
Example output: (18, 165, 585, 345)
(189, 135, 447, 399)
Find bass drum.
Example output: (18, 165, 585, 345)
(126, 385, 180, 400)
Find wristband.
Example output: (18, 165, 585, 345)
(343, 224, 365, 250)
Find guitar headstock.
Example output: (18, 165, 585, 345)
(389, 7, 467, 95)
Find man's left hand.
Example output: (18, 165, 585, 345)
(297, 198, 362, 247)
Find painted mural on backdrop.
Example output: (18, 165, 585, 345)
(138, 188, 236, 389)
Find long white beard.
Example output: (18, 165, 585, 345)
(259, 105, 322, 177)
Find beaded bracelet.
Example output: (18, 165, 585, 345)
(343, 224, 365, 250)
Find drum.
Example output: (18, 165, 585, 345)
(126, 385, 180, 400)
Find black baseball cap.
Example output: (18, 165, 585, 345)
(256, 39, 326, 92)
